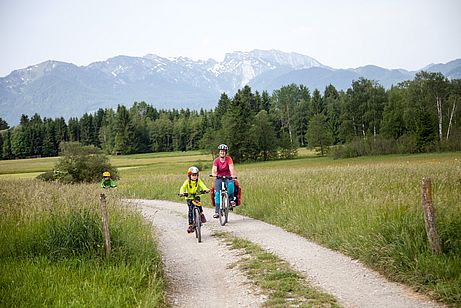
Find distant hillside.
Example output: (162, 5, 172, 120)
(0, 49, 459, 125)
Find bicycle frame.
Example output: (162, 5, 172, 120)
(179, 190, 208, 243)
(192, 203, 202, 242)
(215, 176, 234, 226)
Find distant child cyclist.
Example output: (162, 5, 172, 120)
(179, 166, 210, 233)
(101, 171, 117, 189)
(211, 144, 237, 219)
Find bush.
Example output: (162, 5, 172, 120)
(331, 134, 445, 159)
(36, 171, 55, 182)
(439, 130, 461, 152)
(396, 134, 418, 154)
(37, 142, 118, 184)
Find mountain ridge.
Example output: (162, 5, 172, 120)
(1, 50, 460, 125)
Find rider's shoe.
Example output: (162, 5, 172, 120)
(187, 225, 194, 233)
(213, 213, 219, 219)
(230, 200, 236, 207)
(200, 213, 207, 223)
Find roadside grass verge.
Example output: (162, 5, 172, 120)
(238, 153, 461, 305)
(214, 231, 338, 307)
(0, 179, 166, 307)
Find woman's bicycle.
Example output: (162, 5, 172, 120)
(211, 175, 237, 226)
(178, 190, 208, 243)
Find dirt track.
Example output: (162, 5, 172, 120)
(128, 199, 443, 308)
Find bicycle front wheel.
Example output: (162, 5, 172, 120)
(219, 193, 229, 226)
(193, 207, 201, 243)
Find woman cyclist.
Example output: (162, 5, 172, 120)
(211, 144, 237, 218)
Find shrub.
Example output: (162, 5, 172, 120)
(37, 142, 118, 184)
(396, 134, 418, 154)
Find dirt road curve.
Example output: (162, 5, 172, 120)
(127, 199, 443, 308)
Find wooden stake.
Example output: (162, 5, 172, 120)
(421, 178, 441, 254)
(99, 193, 111, 257)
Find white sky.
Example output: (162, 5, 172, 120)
(1, 0, 460, 77)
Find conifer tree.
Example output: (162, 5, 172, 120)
(251, 110, 277, 160)
(2, 129, 12, 159)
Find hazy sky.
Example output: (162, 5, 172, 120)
(1, 0, 460, 77)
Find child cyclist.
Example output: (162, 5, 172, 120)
(179, 166, 210, 233)
(101, 171, 117, 189)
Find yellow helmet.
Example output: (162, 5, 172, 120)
(103, 171, 111, 177)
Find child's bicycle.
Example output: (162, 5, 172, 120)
(178, 190, 208, 243)
(211, 175, 237, 226)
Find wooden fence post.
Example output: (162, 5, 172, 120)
(99, 193, 111, 257)
(421, 177, 441, 254)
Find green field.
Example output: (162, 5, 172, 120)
(0, 180, 166, 307)
(1, 150, 460, 306)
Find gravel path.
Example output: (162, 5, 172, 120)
(128, 199, 444, 308)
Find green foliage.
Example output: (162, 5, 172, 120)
(339, 78, 386, 141)
(381, 86, 407, 139)
(0, 117, 9, 130)
(2, 129, 13, 159)
(251, 110, 278, 161)
(222, 86, 258, 162)
(306, 113, 333, 156)
(271, 84, 309, 153)
(38, 142, 118, 184)
(278, 133, 298, 159)
(11, 125, 31, 158)
(0, 132, 3, 159)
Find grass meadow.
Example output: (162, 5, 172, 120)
(1, 150, 460, 306)
(0, 180, 165, 307)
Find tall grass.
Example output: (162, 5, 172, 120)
(0, 179, 165, 307)
(237, 154, 461, 305)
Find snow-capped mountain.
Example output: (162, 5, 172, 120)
(0, 50, 459, 125)
(209, 50, 325, 87)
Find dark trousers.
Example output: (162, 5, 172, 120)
(187, 199, 203, 225)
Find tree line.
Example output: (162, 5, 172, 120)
(0, 71, 460, 162)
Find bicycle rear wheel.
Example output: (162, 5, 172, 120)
(219, 193, 229, 226)
(193, 207, 201, 243)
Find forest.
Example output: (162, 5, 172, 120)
(0, 71, 460, 162)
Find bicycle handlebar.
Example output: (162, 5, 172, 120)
(178, 190, 210, 197)
(209, 175, 237, 180)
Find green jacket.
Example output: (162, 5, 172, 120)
(179, 178, 208, 199)
(101, 178, 117, 189)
